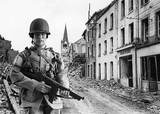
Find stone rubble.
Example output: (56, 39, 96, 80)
(68, 63, 160, 114)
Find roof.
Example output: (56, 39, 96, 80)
(97, 0, 117, 21)
(85, 9, 103, 24)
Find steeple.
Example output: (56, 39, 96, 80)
(62, 25, 69, 43)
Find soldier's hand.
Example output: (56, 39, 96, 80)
(36, 82, 51, 94)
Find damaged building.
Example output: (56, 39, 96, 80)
(136, 0, 160, 93)
(83, 0, 160, 93)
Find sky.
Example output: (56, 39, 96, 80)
(0, 0, 113, 53)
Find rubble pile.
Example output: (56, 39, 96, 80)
(68, 63, 160, 113)
(0, 63, 14, 114)
(68, 62, 83, 78)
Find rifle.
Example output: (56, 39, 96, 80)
(21, 70, 84, 102)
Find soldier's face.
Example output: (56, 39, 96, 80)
(33, 33, 47, 47)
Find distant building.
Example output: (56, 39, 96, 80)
(69, 37, 86, 62)
(61, 25, 70, 67)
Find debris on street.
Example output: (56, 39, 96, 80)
(68, 63, 160, 114)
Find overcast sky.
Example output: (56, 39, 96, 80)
(0, 0, 113, 52)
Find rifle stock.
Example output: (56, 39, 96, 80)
(21, 71, 84, 101)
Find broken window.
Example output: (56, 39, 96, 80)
(129, 23, 134, 43)
(88, 65, 90, 77)
(156, 11, 160, 38)
(104, 18, 107, 33)
(99, 63, 101, 80)
(94, 62, 96, 79)
(129, 0, 133, 12)
(156, 55, 160, 81)
(104, 62, 107, 79)
(91, 44, 94, 57)
(104, 40, 107, 55)
(110, 13, 114, 30)
(141, 18, 149, 42)
(88, 47, 90, 58)
(98, 43, 101, 57)
(110, 37, 113, 53)
(91, 64, 92, 78)
(121, 0, 125, 18)
(121, 28, 125, 46)
(110, 61, 113, 78)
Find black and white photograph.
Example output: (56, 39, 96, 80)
(0, 0, 159, 114)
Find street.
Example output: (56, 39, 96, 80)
(60, 75, 149, 114)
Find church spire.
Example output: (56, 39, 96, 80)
(63, 25, 69, 43)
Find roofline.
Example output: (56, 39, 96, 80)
(85, 9, 103, 25)
(97, 0, 118, 21)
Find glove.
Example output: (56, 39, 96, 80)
(35, 81, 51, 94)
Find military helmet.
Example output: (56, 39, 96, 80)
(29, 18, 50, 37)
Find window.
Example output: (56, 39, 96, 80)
(121, 28, 125, 46)
(87, 31, 89, 42)
(104, 62, 107, 79)
(129, 0, 133, 12)
(91, 44, 94, 57)
(99, 63, 101, 80)
(142, 18, 149, 41)
(88, 65, 90, 77)
(141, 0, 149, 7)
(104, 18, 107, 33)
(98, 23, 101, 37)
(156, 11, 160, 37)
(121, 0, 125, 18)
(93, 62, 96, 79)
(129, 23, 134, 43)
(98, 43, 101, 57)
(110, 62, 113, 78)
(110, 37, 113, 53)
(110, 13, 113, 30)
(91, 64, 92, 79)
(88, 47, 90, 57)
(104, 40, 107, 55)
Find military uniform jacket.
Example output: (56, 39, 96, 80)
(10, 46, 69, 109)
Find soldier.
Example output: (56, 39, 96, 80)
(10, 18, 69, 114)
